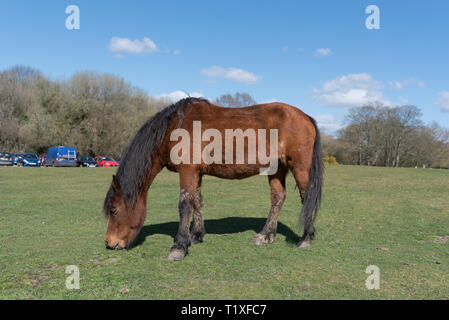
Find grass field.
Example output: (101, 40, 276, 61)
(0, 165, 448, 299)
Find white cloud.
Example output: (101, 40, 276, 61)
(173, 49, 181, 55)
(315, 114, 343, 132)
(436, 91, 449, 112)
(156, 90, 205, 102)
(389, 78, 425, 90)
(314, 73, 389, 108)
(314, 48, 331, 57)
(201, 66, 260, 84)
(108, 37, 158, 55)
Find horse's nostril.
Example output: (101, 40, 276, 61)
(105, 240, 109, 247)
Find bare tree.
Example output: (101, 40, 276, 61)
(213, 92, 257, 107)
(338, 104, 434, 167)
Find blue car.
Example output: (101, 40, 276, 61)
(45, 146, 77, 167)
(18, 153, 40, 167)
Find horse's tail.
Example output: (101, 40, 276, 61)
(299, 116, 324, 240)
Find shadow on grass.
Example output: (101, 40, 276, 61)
(134, 217, 300, 247)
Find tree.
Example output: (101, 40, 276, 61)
(213, 92, 257, 107)
(338, 104, 432, 167)
(340, 105, 379, 165)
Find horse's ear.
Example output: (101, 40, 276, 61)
(112, 175, 121, 192)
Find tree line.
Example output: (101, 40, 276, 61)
(322, 105, 449, 168)
(1, 65, 448, 167)
(0, 65, 167, 158)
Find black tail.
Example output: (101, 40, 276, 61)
(299, 116, 324, 240)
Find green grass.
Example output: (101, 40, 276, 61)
(0, 165, 448, 299)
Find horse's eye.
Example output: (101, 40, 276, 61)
(110, 208, 118, 216)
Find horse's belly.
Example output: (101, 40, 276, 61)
(204, 164, 261, 179)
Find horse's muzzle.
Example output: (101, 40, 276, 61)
(105, 240, 123, 250)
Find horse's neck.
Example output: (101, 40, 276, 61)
(142, 159, 163, 197)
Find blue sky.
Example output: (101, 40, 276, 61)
(1, 0, 448, 133)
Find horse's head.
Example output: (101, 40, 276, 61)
(104, 175, 146, 250)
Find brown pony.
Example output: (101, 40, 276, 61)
(104, 98, 323, 261)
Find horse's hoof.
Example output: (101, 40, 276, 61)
(250, 233, 274, 245)
(167, 249, 186, 261)
(250, 234, 265, 245)
(296, 240, 311, 248)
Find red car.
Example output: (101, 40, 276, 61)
(95, 156, 119, 167)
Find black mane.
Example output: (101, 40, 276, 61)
(104, 97, 209, 215)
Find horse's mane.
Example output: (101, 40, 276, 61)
(104, 97, 209, 215)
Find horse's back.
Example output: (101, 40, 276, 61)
(187, 101, 314, 134)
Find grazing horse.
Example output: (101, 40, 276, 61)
(103, 97, 323, 261)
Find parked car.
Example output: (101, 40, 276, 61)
(0, 152, 13, 166)
(18, 153, 40, 167)
(11, 153, 22, 165)
(78, 156, 98, 167)
(94, 156, 119, 167)
(115, 158, 121, 165)
(39, 154, 46, 167)
(45, 146, 77, 167)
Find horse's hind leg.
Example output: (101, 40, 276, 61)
(190, 176, 205, 244)
(250, 165, 287, 245)
(168, 169, 200, 261)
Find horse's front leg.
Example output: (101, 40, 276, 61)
(190, 185, 205, 244)
(190, 174, 205, 244)
(167, 169, 200, 261)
